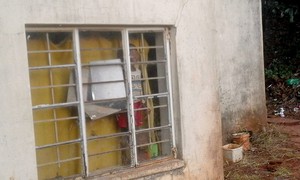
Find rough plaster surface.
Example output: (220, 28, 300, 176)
(215, 0, 267, 143)
(0, 0, 264, 179)
(175, 1, 224, 179)
(0, 28, 37, 179)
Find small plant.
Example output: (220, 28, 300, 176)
(265, 60, 295, 80)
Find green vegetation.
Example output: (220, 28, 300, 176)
(263, 0, 300, 82)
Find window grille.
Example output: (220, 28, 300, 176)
(26, 27, 176, 179)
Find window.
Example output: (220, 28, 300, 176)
(26, 27, 176, 179)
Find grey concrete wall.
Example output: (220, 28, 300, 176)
(0, 0, 264, 179)
(215, 0, 267, 142)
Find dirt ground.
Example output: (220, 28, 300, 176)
(224, 116, 300, 180)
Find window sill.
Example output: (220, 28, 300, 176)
(88, 158, 185, 179)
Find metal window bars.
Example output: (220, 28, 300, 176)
(26, 27, 176, 179)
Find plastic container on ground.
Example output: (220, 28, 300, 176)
(223, 143, 243, 163)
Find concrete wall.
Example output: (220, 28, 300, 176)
(175, 1, 223, 179)
(215, 0, 267, 142)
(0, 0, 264, 179)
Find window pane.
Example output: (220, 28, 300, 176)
(30, 67, 75, 106)
(79, 31, 121, 62)
(136, 128, 172, 163)
(27, 32, 74, 66)
(26, 32, 48, 51)
(127, 30, 173, 164)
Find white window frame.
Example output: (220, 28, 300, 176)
(26, 26, 176, 178)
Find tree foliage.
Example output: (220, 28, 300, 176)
(262, 0, 300, 81)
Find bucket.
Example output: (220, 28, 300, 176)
(232, 132, 251, 151)
(223, 143, 243, 163)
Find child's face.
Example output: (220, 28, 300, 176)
(130, 49, 140, 63)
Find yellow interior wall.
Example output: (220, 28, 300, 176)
(28, 35, 121, 179)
